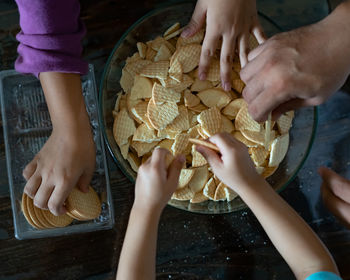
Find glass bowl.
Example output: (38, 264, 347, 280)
(99, 2, 317, 214)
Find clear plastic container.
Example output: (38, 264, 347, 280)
(0, 65, 114, 239)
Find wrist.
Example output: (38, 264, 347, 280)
(320, 1, 350, 76)
(233, 175, 269, 198)
(51, 108, 92, 135)
(131, 201, 163, 221)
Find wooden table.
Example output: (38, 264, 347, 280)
(1, 0, 350, 279)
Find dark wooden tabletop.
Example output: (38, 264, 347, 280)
(1, 0, 350, 279)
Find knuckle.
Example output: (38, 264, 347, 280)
(201, 47, 215, 59)
(24, 188, 34, 198)
(242, 87, 251, 102)
(240, 69, 248, 82)
(149, 165, 160, 174)
(248, 104, 261, 121)
(34, 197, 46, 209)
(48, 200, 60, 215)
(220, 54, 233, 65)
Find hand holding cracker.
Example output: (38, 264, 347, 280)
(134, 148, 185, 211)
(196, 132, 261, 194)
(182, 0, 265, 90)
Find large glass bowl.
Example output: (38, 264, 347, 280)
(99, 2, 317, 214)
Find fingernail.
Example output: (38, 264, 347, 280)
(224, 82, 231, 92)
(199, 72, 206, 80)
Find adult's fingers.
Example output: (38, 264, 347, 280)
(271, 98, 313, 120)
(240, 47, 268, 86)
(248, 87, 288, 122)
(319, 167, 350, 204)
(167, 155, 185, 187)
(220, 35, 236, 91)
(242, 74, 265, 104)
(238, 34, 249, 68)
(198, 30, 220, 80)
(246, 40, 267, 62)
(322, 182, 350, 229)
(181, 1, 207, 38)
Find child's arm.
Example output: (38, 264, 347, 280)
(182, 0, 265, 91)
(197, 133, 339, 280)
(23, 72, 96, 216)
(116, 149, 184, 280)
(15, 1, 95, 216)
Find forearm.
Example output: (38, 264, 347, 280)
(116, 205, 161, 280)
(39, 72, 91, 134)
(320, 0, 350, 76)
(237, 180, 338, 279)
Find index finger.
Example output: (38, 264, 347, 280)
(248, 87, 287, 122)
(208, 133, 239, 152)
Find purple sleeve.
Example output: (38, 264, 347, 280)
(15, 0, 88, 77)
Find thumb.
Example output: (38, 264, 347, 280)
(318, 167, 350, 203)
(181, 1, 206, 38)
(196, 145, 222, 171)
(167, 155, 185, 187)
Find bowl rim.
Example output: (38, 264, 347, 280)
(98, 2, 319, 213)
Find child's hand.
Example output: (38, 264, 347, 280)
(134, 148, 185, 212)
(23, 127, 96, 216)
(319, 167, 350, 228)
(182, 0, 265, 91)
(196, 132, 261, 193)
(22, 72, 96, 217)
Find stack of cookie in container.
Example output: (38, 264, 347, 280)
(21, 186, 101, 229)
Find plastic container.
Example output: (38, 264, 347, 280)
(0, 65, 114, 239)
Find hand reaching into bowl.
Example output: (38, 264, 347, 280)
(181, 0, 265, 91)
(240, 1, 350, 122)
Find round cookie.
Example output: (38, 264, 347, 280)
(67, 210, 88, 221)
(21, 193, 39, 229)
(33, 206, 55, 229)
(66, 186, 101, 220)
(26, 195, 46, 229)
(41, 210, 73, 228)
(66, 211, 79, 220)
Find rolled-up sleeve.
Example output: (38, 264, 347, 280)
(15, 0, 88, 77)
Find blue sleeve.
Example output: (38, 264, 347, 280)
(305, 271, 342, 280)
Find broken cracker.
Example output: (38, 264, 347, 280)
(197, 88, 231, 110)
(147, 99, 179, 130)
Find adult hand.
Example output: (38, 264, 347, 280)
(182, 0, 265, 91)
(319, 167, 350, 228)
(240, 2, 350, 122)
